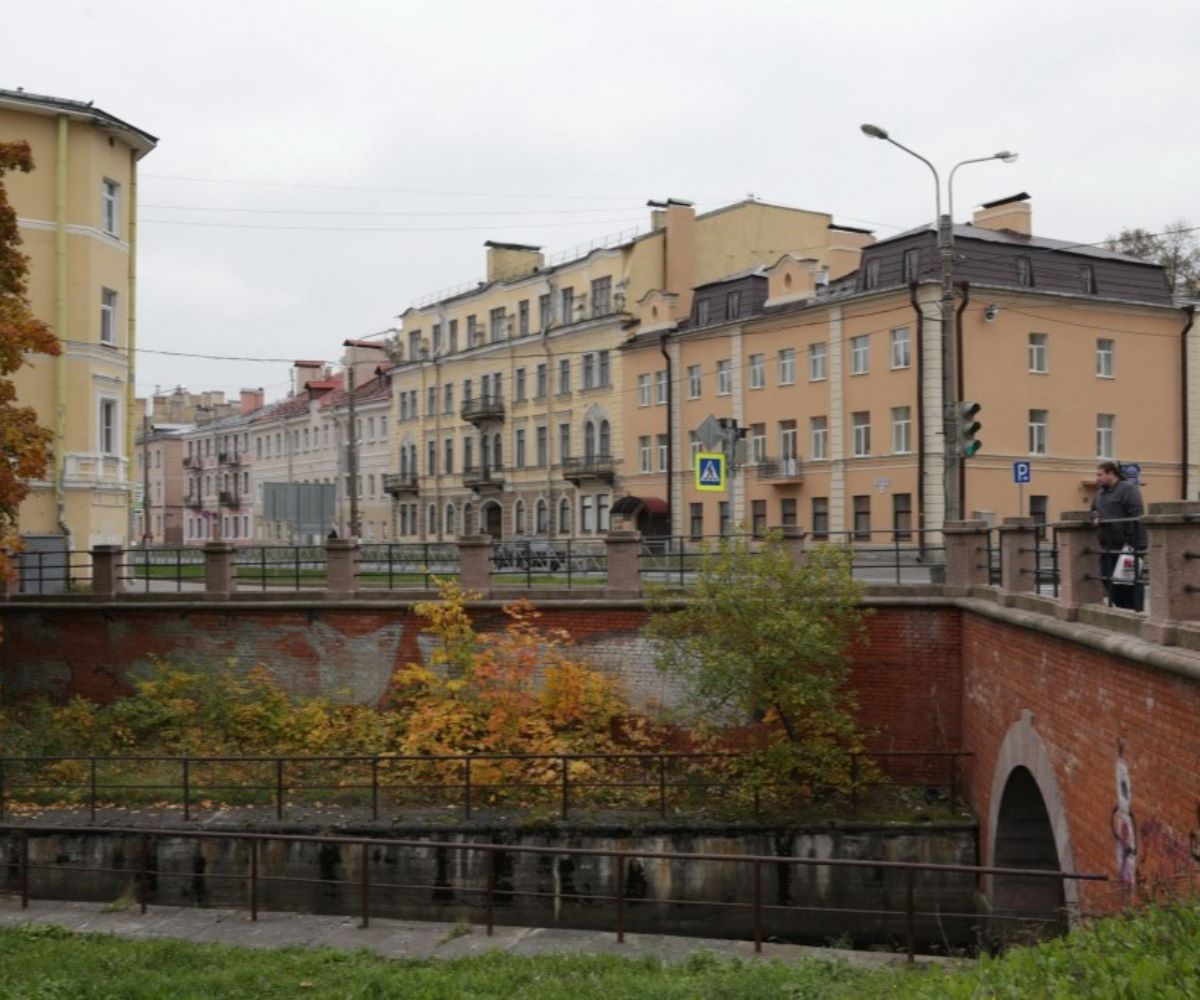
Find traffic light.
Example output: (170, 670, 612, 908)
(959, 401, 982, 457)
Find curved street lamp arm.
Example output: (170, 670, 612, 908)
(884, 137, 942, 222)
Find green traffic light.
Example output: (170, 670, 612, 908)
(963, 440, 982, 457)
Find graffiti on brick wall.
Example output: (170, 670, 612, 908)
(1111, 739, 1137, 887)
(1138, 816, 1194, 890)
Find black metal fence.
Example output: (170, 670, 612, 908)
(356, 544, 459, 589)
(490, 539, 607, 589)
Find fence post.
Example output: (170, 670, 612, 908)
(275, 758, 285, 820)
(0, 550, 13, 600)
(90, 545, 122, 598)
(1054, 512, 1106, 621)
(560, 756, 569, 821)
(456, 534, 494, 596)
(89, 757, 97, 820)
(464, 756, 473, 820)
(905, 868, 915, 963)
(249, 838, 259, 921)
(1140, 501, 1200, 645)
(603, 528, 643, 598)
(20, 829, 29, 908)
(942, 520, 990, 596)
(615, 853, 626, 944)
(658, 756, 667, 819)
(139, 835, 150, 914)
(182, 757, 190, 822)
(485, 847, 495, 936)
(360, 842, 371, 929)
(998, 517, 1037, 604)
(753, 860, 763, 953)
(203, 542, 237, 597)
(325, 538, 360, 597)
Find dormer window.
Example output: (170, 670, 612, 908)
(864, 259, 881, 290)
(1017, 256, 1034, 287)
(1080, 264, 1096, 294)
(902, 249, 920, 282)
(696, 299, 710, 325)
(725, 290, 741, 320)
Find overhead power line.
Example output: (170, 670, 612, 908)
(138, 217, 647, 233)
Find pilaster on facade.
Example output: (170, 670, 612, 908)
(1187, 317, 1199, 500)
(729, 328, 746, 528)
(916, 288, 946, 536)
(828, 305, 846, 536)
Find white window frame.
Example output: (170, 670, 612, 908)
(1097, 413, 1115, 459)
(637, 373, 651, 407)
(99, 397, 119, 455)
(1096, 338, 1115, 378)
(1029, 333, 1049, 373)
(100, 288, 117, 345)
(687, 364, 702, 399)
(101, 178, 119, 236)
(889, 327, 911, 369)
(852, 411, 871, 457)
(748, 353, 765, 389)
(657, 434, 668, 471)
(810, 416, 828, 460)
(638, 436, 651, 473)
(1029, 409, 1048, 455)
(779, 421, 798, 460)
(891, 406, 912, 454)
(850, 335, 870, 375)
(808, 342, 826, 381)
(655, 369, 668, 405)
(750, 424, 767, 464)
(716, 360, 732, 396)
(778, 348, 796, 385)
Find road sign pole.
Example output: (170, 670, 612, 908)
(1018, 483, 1024, 517)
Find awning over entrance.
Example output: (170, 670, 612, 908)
(612, 495, 668, 516)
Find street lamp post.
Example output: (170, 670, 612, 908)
(860, 125, 1016, 524)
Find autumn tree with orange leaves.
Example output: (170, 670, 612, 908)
(0, 141, 60, 585)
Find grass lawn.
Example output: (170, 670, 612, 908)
(1, 903, 1198, 999)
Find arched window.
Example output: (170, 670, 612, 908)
(536, 498, 548, 534)
(584, 420, 596, 458)
(492, 433, 502, 469)
(463, 503, 474, 534)
(445, 504, 456, 536)
(558, 497, 571, 534)
(399, 448, 408, 477)
(514, 499, 526, 535)
(427, 504, 438, 537)
(599, 419, 611, 457)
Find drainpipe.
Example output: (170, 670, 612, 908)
(908, 282, 925, 547)
(54, 115, 71, 548)
(955, 282, 970, 514)
(126, 149, 139, 545)
(659, 332, 674, 536)
(544, 279, 558, 534)
(1182, 304, 1196, 499)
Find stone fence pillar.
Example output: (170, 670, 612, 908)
(1140, 501, 1200, 644)
(0, 550, 13, 599)
(605, 529, 643, 597)
(90, 545, 123, 598)
(999, 517, 1037, 602)
(203, 542, 237, 597)
(943, 520, 991, 596)
(1054, 511, 1105, 621)
(457, 534, 494, 596)
(325, 538, 359, 596)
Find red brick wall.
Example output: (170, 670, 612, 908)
(960, 612, 1200, 912)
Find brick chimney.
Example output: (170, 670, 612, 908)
(662, 198, 697, 317)
(484, 241, 543, 282)
(973, 192, 1032, 236)
(240, 388, 264, 414)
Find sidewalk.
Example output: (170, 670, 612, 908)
(0, 896, 957, 969)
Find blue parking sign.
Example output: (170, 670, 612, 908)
(1013, 461, 1032, 484)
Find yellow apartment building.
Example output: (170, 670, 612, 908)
(620, 194, 1195, 539)
(388, 198, 863, 541)
(2, 88, 156, 551)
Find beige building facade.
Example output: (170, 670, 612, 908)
(2, 88, 156, 550)
(388, 198, 856, 541)
(620, 195, 1195, 539)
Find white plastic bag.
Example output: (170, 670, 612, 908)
(1111, 545, 1137, 585)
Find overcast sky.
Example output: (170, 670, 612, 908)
(7, 0, 1198, 403)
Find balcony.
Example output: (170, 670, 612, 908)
(219, 490, 241, 508)
(462, 463, 505, 493)
(461, 395, 505, 425)
(562, 455, 616, 485)
(220, 451, 244, 467)
(184, 493, 203, 510)
(382, 472, 419, 497)
(182, 455, 199, 469)
(756, 457, 804, 483)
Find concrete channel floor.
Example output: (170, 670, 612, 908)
(0, 896, 961, 970)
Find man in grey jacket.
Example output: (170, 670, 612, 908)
(1090, 461, 1145, 610)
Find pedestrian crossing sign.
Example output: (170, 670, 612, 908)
(695, 452, 727, 492)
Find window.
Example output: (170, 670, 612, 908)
(696, 299, 710, 326)
(725, 290, 741, 320)
(655, 370, 668, 404)
(100, 288, 117, 345)
(444, 383, 454, 414)
(559, 422, 571, 462)
(463, 436, 473, 471)
(536, 426, 548, 466)
(890, 327, 911, 369)
(779, 419, 797, 460)
(466, 315, 480, 346)
(427, 440, 437, 475)
(427, 386, 437, 414)
(538, 294, 551, 331)
(1030, 495, 1048, 540)
(101, 179, 119, 236)
(591, 276, 612, 316)
(597, 493, 610, 533)
(688, 365, 702, 399)
(582, 353, 597, 389)
(515, 368, 527, 402)
(492, 432, 502, 469)
(580, 495, 594, 533)
(657, 434, 668, 471)
(716, 359, 732, 396)
(367, 474, 376, 498)
(1096, 338, 1115, 377)
(1097, 413, 1115, 458)
(780, 497, 797, 527)
(689, 431, 701, 463)
(853, 495, 871, 540)
(1080, 264, 1096, 294)
(448, 319, 459, 352)
(99, 398, 117, 454)
(558, 358, 571, 394)
(514, 500, 526, 535)
(852, 412, 871, 457)
(637, 373, 651, 407)
(810, 416, 827, 460)
(1017, 256, 1034, 287)
(639, 435, 652, 473)
(1029, 409, 1048, 455)
(561, 286, 575, 324)
(777, 347, 795, 385)
(446, 504, 456, 536)
(864, 258, 880, 290)
(893, 493, 913, 540)
(599, 420, 611, 456)
(902, 248, 920, 282)
(536, 363, 548, 399)
(598, 350, 610, 387)
(718, 501, 731, 535)
(515, 428, 526, 468)
(811, 496, 830, 537)
(891, 406, 912, 454)
(748, 353, 765, 389)
(444, 438, 454, 474)
(558, 497, 571, 534)
(380, 416, 388, 440)
(850, 334, 870, 374)
(536, 499, 548, 534)
(751, 499, 767, 537)
(490, 307, 506, 342)
(431, 323, 442, 353)
(808, 342, 826, 381)
(689, 503, 704, 539)
(1029, 333, 1048, 373)
(518, 300, 530, 336)
(750, 423, 766, 464)
(428, 504, 439, 536)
